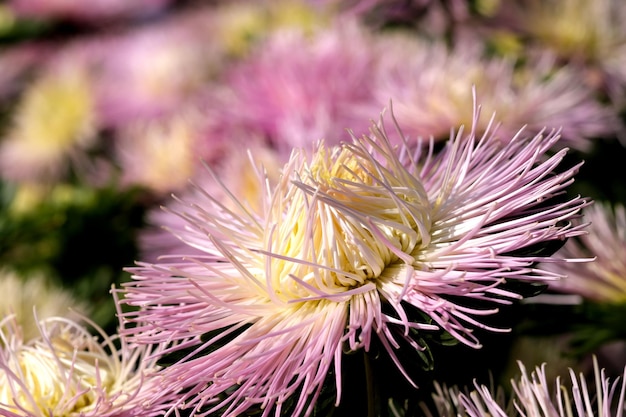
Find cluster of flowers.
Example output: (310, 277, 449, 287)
(0, 0, 625, 416)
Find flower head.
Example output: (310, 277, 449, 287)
(369, 36, 619, 150)
(424, 357, 626, 417)
(92, 9, 221, 128)
(120, 105, 588, 416)
(216, 19, 379, 151)
(0, 62, 96, 183)
(500, 0, 626, 106)
(544, 202, 626, 302)
(0, 307, 164, 417)
(0, 270, 89, 342)
(113, 110, 205, 195)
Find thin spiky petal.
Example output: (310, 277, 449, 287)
(545, 202, 626, 302)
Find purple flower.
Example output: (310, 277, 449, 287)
(545, 202, 626, 302)
(368, 36, 620, 151)
(214, 20, 380, 152)
(92, 9, 221, 129)
(120, 105, 588, 416)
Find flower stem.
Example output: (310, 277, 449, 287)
(364, 351, 380, 417)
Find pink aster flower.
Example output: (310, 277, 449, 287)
(92, 8, 221, 129)
(113, 109, 208, 195)
(0, 306, 166, 417)
(544, 202, 626, 303)
(423, 357, 626, 417)
(215, 19, 380, 152)
(0, 59, 98, 183)
(369, 36, 619, 150)
(120, 104, 588, 416)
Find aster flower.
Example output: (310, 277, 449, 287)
(92, 8, 221, 129)
(0, 270, 89, 342)
(113, 110, 206, 195)
(120, 105, 588, 416)
(0, 304, 165, 417)
(369, 35, 619, 150)
(545, 202, 626, 302)
(212, 0, 332, 58)
(498, 0, 626, 107)
(214, 19, 380, 151)
(0, 62, 97, 183)
(532, 203, 626, 359)
(422, 357, 626, 417)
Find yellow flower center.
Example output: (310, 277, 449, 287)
(267, 142, 431, 301)
(12, 67, 95, 153)
(529, 0, 611, 61)
(0, 322, 116, 417)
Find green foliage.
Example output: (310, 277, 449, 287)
(515, 300, 626, 358)
(0, 180, 147, 331)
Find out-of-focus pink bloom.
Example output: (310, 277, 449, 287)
(6, 0, 173, 24)
(545, 203, 626, 303)
(0, 58, 97, 183)
(113, 109, 207, 195)
(215, 20, 380, 152)
(120, 104, 588, 416)
(424, 357, 626, 417)
(369, 35, 620, 150)
(492, 0, 626, 108)
(92, 9, 222, 128)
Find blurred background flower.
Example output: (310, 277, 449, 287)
(509, 0, 626, 107)
(0, 269, 88, 341)
(212, 18, 380, 152)
(0, 61, 97, 183)
(369, 35, 620, 149)
(547, 202, 626, 303)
